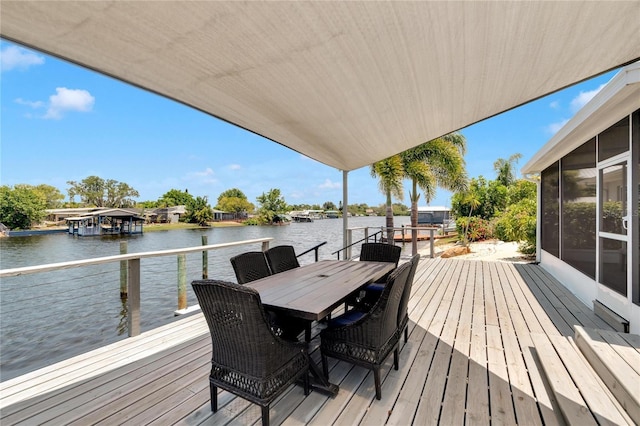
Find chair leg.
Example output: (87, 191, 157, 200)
(321, 354, 329, 379)
(261, 405, 270, 426)
(373, 367, 381, 400)
(210, 383, 218, 412)
(305, 322, 312, 342)
(303, 369, 310, 396)
(393, 348, 399, 370)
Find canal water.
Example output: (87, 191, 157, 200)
(0, 216, 417, 381)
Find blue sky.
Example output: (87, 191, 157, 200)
(1, 40, 617, 208)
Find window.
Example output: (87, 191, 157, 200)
(561, 139, 596, 278)
(598, 116, 629, 161)
(541, 162, 560, 257)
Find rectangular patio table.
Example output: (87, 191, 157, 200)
(246, 259, 395, 396)
(246, 259, 395, 321)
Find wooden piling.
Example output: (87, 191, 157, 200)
(177, 254, 187, 310)
(120, 241, 128, 298)
(201, 236, 208, 279)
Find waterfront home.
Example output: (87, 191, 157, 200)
(522, 61, 640, 334)
(417, 206, 452, 226)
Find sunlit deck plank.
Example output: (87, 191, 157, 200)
(439, 260, 473, 425)
(489, 262, 542, 425)
(385, 258, 458, 425)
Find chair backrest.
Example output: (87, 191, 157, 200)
(397, 254, 420, 327)
(191, 279, 283, 376)
(359, 242, 402, 266)
(265, 245, 300, 274)
(230, 251, 271, 284)
(369, 259, 412, 343)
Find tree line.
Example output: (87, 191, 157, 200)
(0, 177, 408, 230)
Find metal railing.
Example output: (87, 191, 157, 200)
(331, 228, 384, 259)
(296, 241, 328, 262)
(331, 226, 441, 259)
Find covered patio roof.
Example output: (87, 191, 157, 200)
(1, 2, 639, 171)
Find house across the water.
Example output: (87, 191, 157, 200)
(417, 206, 451, 225)
(522, 61, 639, 334)
(66, 208, 145, 236)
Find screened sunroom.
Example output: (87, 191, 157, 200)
(522, 62, 640, 333)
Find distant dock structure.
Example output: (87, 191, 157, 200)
(66, 208, 145, 236)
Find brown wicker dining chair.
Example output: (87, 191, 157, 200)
(265, 245, 300, 274)
(230, 251, 272, 284)
(397, 254, 420, 344)
(192, 279, 310, 426)
(320, 258, 412, 400)
(359, 242, 402, 282)
(346, 242, 402, 310)
(230, 250, 308, 341)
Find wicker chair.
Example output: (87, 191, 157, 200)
(359, 242, 402, 282)
(230, 251, 272, 284)
(320, 259, 412, 400)
(397, 254, 420, 344)
(230, 250, 308, 341)
(192, 279, 310, 426)
(346, 242, 402, 310)
(265, 245, 300, 274)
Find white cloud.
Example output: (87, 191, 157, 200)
(45, 87, 95, 119)
(546, 118, 569, 135)
(15, 98, 45, 109)
(549, 100, 560, 110)
(318, 178, 341, 190)
(570, 84, 606, 112)
(199, 168, 215, 176)
(228, 164, 241, 170)
(185, 168, 217, 184)
(1, 45, 45, 71)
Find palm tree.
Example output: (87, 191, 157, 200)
(370, 155, 404, 242)
(401, 132, 468, 254)
(493, 153, 522, 186)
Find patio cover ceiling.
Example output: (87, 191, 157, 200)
(2, 1, 639, 171)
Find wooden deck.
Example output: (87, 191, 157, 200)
(0, 258, 622, 425)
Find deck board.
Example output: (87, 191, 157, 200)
(0, 258, 618, 425)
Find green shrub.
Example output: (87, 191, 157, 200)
(494, 198, 536, 255)
(243, 217, 261, 226)
(456, 216, 493, 242)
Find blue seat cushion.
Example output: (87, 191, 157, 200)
(365, 282, 385, 293)
(328, 310, 366, 327)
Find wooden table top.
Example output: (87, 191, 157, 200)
(246, 260, 395, 321)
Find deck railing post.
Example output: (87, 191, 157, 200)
(178, 254, 187, 310)
(347, 229, 353, 260)
(127, 258, 141, 337)
(120, 241, 128, 298)
(429, 228, 435, 258)
(261, 241, 270, 252)
(201, 236, 208, 279)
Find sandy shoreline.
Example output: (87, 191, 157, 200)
(420, 239, 534, 264)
